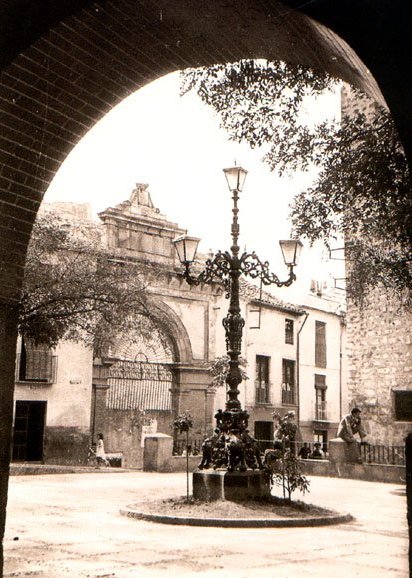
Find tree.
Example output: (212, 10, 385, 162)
(19, 211, 167, 349)
(272, 451, 310, 501)
(172, 411, 193, 501)
(208, 354, 248, 389)
(181, 60, 412, 306)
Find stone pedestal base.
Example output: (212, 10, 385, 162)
(143, 434, 173, 472)
(193, 469, 270, 501)
(329, 437, 361, 464)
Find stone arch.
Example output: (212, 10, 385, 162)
(0, 0, 408, 308)
(106, 315, 175, 364)
(147, 299, 194, 364)
(101, 299, 193, 365)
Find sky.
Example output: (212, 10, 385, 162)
(44, 71, 345, 301)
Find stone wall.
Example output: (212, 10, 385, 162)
(43, 426, 89, 465)
(92, 385, 174, 469)
(346, 288, 412, 445)
(301, 458, 405, 484)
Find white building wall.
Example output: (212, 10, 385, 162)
(46, 341, 93, 428)
(14, 339, 94, 429)
(298, 308, 345, 432)
(244, 304, 298, 408)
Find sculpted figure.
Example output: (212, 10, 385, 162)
(226, 433, 247, 472)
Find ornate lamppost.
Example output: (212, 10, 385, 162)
(173, 167, 302, 490)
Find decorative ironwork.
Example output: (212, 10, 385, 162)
(107, 361, 173, 410)
(181, 251, 295, 291)
(175, 168, 299, 471)
(15, 352, 57, 385)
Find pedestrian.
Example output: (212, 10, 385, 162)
(96, 433, 109, 467)
(310, 442, 325, 459)
(298, 442, 311, 459)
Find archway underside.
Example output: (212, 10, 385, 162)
(0, 0, 409, 307)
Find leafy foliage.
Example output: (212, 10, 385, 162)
(290, 91, 412, 306)
(172, 411, 193, 434)
(182, 60, 412, 305)
(181, 59, 335, 175)
(19, 212, 166, 348)
(272, 411, 297, 445)
(272, 451, 311, 501)
(208, 354, 248, 388)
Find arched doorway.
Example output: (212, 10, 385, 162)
(91, 315, 177, 468)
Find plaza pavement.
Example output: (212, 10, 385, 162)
(3, 469, 408, 578)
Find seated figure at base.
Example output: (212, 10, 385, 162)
(337, 407, 367, 463)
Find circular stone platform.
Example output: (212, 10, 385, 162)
(120, 497, 353, 528)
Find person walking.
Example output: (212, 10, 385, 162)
(95, 433, 109, 467)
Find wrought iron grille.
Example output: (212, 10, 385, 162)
(107, 360, 173, 411)
(255, 387, 270, 404)
(173, 438, 204, 456)
(15, 352, 57, 384)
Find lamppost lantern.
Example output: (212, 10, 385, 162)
(172, 234, 201, 265)
(173, 168, 302, 473)
(223, 165, 248, 192)
(279, 239, 303, 267)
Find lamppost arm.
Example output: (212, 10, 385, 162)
(240, 252, 296, 287)
(180, 251, 232, 293)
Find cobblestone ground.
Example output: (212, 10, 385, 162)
(3, 471, 408, 578)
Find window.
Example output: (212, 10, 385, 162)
(315, 321, 327, 368)
(393, 390, 412, 421)
(282, 359, 296, 405)
(255, 356, 270, 404)
(16, 338, 57, 384)
(254, 421, 274, 451)
(314, 374, 327, 420)
(285, 319, 294, 344)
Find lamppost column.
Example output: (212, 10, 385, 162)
(223, 187, 245, 413)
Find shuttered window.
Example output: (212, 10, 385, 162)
(315, 321, 327, 368)
(282, 359, 296, 405)
(285, 319, 294, 344)
(255, 355, 270, 404)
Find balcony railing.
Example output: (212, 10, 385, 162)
(255, 386, 270, 404)
(281, 389, 296, 405)
(314, 401, 328, 421)
(15, 352, 57, 384)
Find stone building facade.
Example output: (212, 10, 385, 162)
(346, 289, 412, 445)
